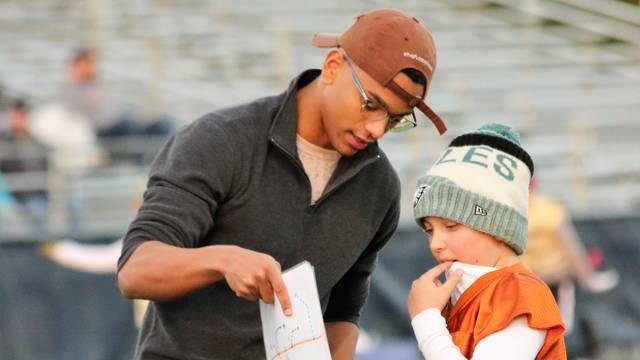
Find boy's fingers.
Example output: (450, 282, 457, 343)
(425, 261, 453, 278)
(443, 269, 463, 292)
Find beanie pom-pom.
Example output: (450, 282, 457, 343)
(476, 123, 521, 145)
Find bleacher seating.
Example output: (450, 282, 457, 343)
(0, 0, 638, 239)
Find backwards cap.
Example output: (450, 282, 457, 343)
(312, 8, 446, 135)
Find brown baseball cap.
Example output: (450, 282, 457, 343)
(312, 8, 446, 135)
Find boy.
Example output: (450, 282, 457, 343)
(407, 124, 566, 359)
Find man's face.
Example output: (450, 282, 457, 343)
(319, 52, 424, 156)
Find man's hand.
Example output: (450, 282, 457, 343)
(221, 246, 293, 316)
(407, 261, 462, 318)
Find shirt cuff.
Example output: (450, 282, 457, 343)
(411, 308, 447, 349)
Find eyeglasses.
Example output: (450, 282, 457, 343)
(342, 53, 417, 133)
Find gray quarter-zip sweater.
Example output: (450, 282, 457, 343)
(118, 70, 400, 359)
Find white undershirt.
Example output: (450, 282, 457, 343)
(296, 134, 341, 204)
(412, 262, 546, 359)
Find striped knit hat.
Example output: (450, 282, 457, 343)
(412, 123, 534, 255)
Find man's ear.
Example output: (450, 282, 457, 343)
(320, 50, 344, 85)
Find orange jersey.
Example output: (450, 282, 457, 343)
(447, 262, 566, 359)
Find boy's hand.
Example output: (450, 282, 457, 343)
(407, 261, 463, 318)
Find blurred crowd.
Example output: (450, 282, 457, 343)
(0, 48, 175, 236)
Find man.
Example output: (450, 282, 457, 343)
(61, 48, 113, 133)
(62, 48, 173, 138)
(0, 99, 49, 228)
(117, 8, 446, 359)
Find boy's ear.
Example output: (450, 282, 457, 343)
(320, 50, 344, 85)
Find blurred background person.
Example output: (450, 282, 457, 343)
(0, 98, 49, 229)
(62, 48, 173, 139)
(523, 177, 619, 309)
(522, 176, 619, 357)
(1, 98, 32, 141)
(62, 48, 110, 135)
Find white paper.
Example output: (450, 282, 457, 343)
(259, 261, 332, 360)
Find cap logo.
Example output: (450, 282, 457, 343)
(403, 52, 433, 72)
(474, 204, 487, 216)
(413, 185, 429, 208)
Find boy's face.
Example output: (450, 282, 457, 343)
(422, 216, 507, 267)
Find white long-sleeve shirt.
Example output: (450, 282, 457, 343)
(411, 262, 546, 359)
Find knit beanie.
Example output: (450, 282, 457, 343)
(412, 123, 534, 255)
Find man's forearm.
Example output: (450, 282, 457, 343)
(117, 241, 228, 301)
(326, 321, 359, 360)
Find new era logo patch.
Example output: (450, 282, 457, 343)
(413, 185, 429, 208)
(474, 204, 487, 216)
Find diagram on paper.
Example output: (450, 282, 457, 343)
(260, 261, 331, 360)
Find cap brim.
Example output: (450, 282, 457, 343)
(312, 33, 340, 48)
